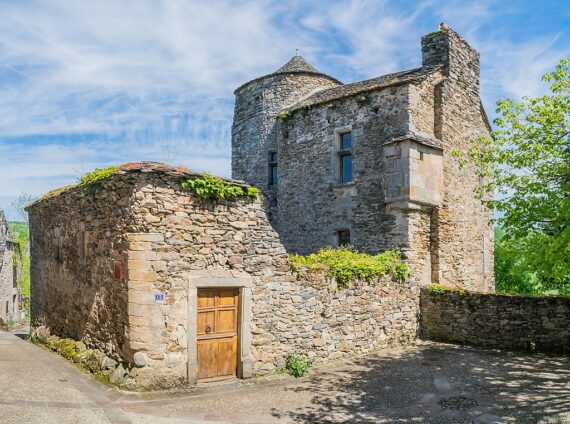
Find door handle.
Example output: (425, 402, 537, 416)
(205, 326, 212, 334)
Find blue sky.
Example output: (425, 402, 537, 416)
(0, 0, 569, 220)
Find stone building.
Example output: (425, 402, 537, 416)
(0, 210, 19, 322)
(232, 24, 494, 290)
(28, 163, 418, 389)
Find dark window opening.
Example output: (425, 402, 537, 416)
(269, 151, 278, 186)
(338, 132, 353, 183)
(419, 151, 424, 161)
(340, 132, 352, 150)
(337, 230, 351, 247)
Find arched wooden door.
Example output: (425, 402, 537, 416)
(196, 288, 239, 380)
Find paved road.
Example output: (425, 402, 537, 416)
(0, 329, 568, 423)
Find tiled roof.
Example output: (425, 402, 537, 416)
(283, 65, 443, 112)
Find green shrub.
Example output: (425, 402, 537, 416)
(78, 166, 120, 194)
(6, 319, 15, 328)
(426, 284, 466, 295)
(290, 247, 409, 288)
(281, 353, 311, 378)
(180, 174, 260, 201)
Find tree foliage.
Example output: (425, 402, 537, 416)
(10, 192, 37, 222)
(467, 58, 570, 289)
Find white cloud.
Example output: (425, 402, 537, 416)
(0, 0, 568, 219)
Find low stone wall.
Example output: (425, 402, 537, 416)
(251, 276, 420, 372)
(421, 288, 570, 353)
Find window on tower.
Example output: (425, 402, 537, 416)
(269, 151, 278, 186)
(338, 132, 352, 183)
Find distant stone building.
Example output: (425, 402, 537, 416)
(28, 163, 418, 389)
(232, 24, 494, 290)
(0, 211, 19, 321)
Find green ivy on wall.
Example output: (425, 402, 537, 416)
(290, 247, 409, 288)
(180, 174, 260, 201)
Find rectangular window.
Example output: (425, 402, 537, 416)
(337, 230, 351, 247)
(269, 151, 278, 186)
(338, 132, 353, 183)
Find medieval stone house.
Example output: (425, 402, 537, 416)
(0, 211, 19, 322)
(232, 24, 494, 290)
(28, 25, 494, 389)
(28, 163, 417, 388)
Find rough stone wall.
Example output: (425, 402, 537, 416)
(421, 28, 494, 291)
(28, 181, 133, 359)
(29, 169, 423, 389)
(232, 73, 340, 226)
(123, 172, 420, 386)
(252, 276, 420, 372)
(277, 85, 412, 255)
(421, 289, 570, 354)
(0, 211, 18, 321)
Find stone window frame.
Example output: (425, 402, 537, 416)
(186, 272, 253, 384)
(334, 126, 353, 184)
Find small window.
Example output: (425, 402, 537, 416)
(336, 230, 351, 247)
(269, 151, 278, 186)
(419, 151, 424, 161)
(340, 132, 352, 150)
(338, 132, 353, 183)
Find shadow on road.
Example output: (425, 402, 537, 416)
(271, 343, 570, 423)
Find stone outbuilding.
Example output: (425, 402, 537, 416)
(232, 24, 494, 290)
(0, 211, 19, 322)
(28, 163, 418, 389)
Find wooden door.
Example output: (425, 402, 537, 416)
(197, 288, 239, 380)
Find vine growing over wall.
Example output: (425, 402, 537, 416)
(180, 174, 260, 201)
(290, 247, 409, 288)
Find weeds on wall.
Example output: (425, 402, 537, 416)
(290, 247, 409, 288)
(180, 174, 260, 201)
(426, 284, 466, 295)
(79, 166, 120, 195)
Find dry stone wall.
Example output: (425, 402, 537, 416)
(421, 289, 570, 353)
(29, 167, 422, 389)
(28, 180, 134, 359)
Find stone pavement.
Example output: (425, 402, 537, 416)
(0, 329, 568, 423)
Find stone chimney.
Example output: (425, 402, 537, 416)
(421, 23, 481, 98)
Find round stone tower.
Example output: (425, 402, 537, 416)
(231, 56, 341, 225)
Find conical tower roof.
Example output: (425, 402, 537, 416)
(235, 55, 341, 94)
(274, 55, 322, 74)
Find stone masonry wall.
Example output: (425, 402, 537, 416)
(251, 276, 420, 373)
(232, 73, 340, 226)
(0, 211, 18, 321)
(421, 289, 570, 354)
(28, 181, 133, 359)
(29, 168, 422, 389)
(125, 171, 421, 386)
(277, 85, 412, 255)
(422, 28, 494, 291)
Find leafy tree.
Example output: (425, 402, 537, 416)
(10, 192, 37, 223)
(467, 58, 570, 290)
